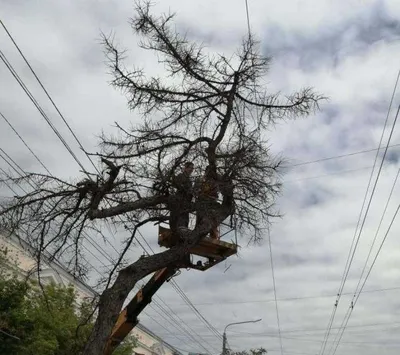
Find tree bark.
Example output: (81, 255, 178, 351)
(82, 202, 232, 355)
(82, 247, 183, 355)
(88, 195, 167, 219)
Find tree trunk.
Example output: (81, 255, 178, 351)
(82, 207, 231, 355)
(82, 246, 183, 355)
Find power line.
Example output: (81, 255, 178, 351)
(3, 28, 164, 310)
(244, 0, 251, 36)
(243, 2, 283, 354)
(0, 20, 99, 174)
(326, 114, 400, 354)
(144, 299, 213, 353)
(161, 330, 400, 347)
(340, 103, 400, 296)
(126, 279, 217, 354)
(135, 229, 224, 347)
(1, 32, 215, 352)
(353, 167, 400, 297)
(0, 138, 194, 352)
(0, 46, 120, 258)
(0, 144, 116, 267)
(278, 320, 400, 335)
(354, 208, 400, 306)
(1, 23, 137, 260)
(0, 166, 103, 288)
(0, 50, 89, 175)
(1, 218, 190, 355)
(229, 322, 400, 336)
(286, 143, 400, 168)
(324, 105, 400, 355)
(170, 279, 223, 340)
(171, 286, 400, 307)
(268, 226, 283, 355)
(2, 16, 283, 353)
(0, 148, 30, 177)
(133, 273, 217, 353)
(142, 311, 199, 352)
(325, 306, 351, 355)
(318, 69, 400, 355)
(284, 165, 372, 184)
(135, 229, 224, 343)
(328, 134, 400, 355)
(0, 111, 52, 175)
(0, 163, 197, 353)
(0, 142, 115, 270)
(329, 202, 400, 355)
(131, 273, 217, 354)
(267, 351, 316, 355)
(157, 288, 220, 349)
(242, 0, 400, 176)
(0, 160, 108, 272)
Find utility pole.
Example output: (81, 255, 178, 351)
(222, 332, 227, 355)
(222, 319, 262, 355)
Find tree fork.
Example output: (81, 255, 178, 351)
(82, 212, 228, 355)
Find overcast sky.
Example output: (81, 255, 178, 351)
(1, 1, 400, 355)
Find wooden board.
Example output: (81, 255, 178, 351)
(158, 226, 237, 260)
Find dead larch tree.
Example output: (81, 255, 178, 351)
(0, 2, 323, 354)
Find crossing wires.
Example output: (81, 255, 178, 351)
(242, 2, 284, 354)
(0, 20, 98, 174)
(328, 199, 400, 355)
(0, 20, 223, 353)
(0, 49, 89, 176)
(135, 229, 223, 347)
(0, 21, 121, 256)
(318, 69, 400, 355)
(327, 104, 400, 355)
(0, 149, 206, 352)
(267, 226, 284, 355)
(243, 2, 284, 354)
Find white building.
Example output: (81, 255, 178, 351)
(0, 232, 182, 355)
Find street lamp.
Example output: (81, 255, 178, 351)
(222, 319, 262, 355)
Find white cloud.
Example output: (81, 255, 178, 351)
(2, 0, 400, 354)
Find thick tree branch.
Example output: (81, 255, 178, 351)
(88, 195, 167, 219)
(0, 3, 325, 354)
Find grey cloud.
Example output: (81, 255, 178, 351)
(2, 0, 400, 354)
(173, 1, 400, 74)
(277, 252, 309, 267)
(261, 2, 400, 71)
(385, 149, 400, 164)
(298, 186, 336, 208)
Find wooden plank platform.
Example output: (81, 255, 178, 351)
(190, 237, 237, 259)
(158, 226, 237, 263)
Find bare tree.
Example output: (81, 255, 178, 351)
(230, 348, 268, 355)
(0, 2, 324, 354)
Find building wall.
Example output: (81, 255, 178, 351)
(0, 234, 36, 272)
(0, 234, 93, 304)
(133, 327, 156, 354)
(0, 233, 181, 355)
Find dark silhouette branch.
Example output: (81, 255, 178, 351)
(0, 2, 325, 354)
